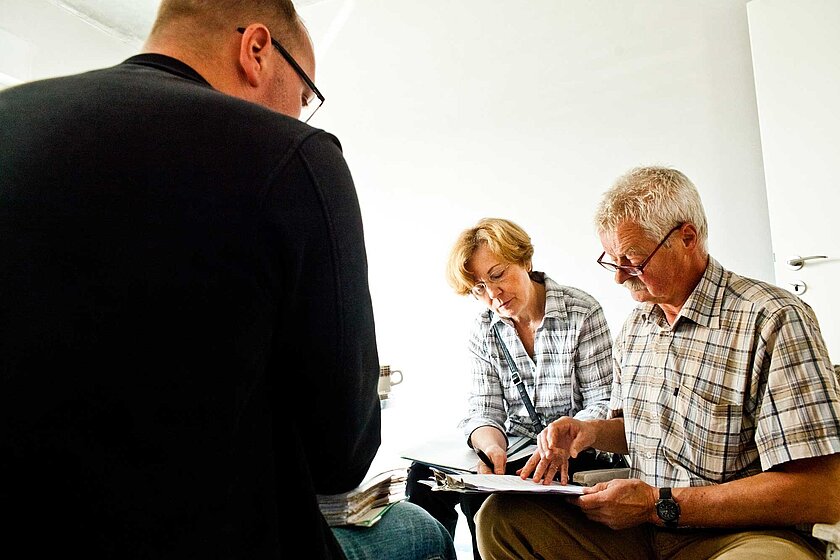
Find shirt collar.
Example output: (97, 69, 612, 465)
(542, 274, 569, 323)
(489, 271, 568, 327)
(641, 256, 727, 329)
(122, 54, 213, 88)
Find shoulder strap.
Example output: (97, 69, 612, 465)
(492, 321, 545, 433)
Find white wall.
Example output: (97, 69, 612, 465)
(0, 0, 138, 85)
(302, 0, 773, 430)
(1, 0, 775, 433)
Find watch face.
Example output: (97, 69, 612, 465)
(656, 500, 680, 522)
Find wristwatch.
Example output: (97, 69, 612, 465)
(655, 487, 680, 528)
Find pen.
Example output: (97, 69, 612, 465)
(476, 448, 495, 471)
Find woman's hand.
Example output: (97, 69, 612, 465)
(476, 443, 507, 474)
(469, 427, 508, 474)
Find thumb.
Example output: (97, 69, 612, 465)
(569, 438, 587, 459)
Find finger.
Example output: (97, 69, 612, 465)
(519, 452, 539, 479)
(559, 457, 569, 485)
(533, 458, 556, 484)
(545, 426, 557, 450)
(531, 460, 547, 483)
(543, 462, 562, 485)
(569, 433, 592, 459)
(537, 431, 550, 458)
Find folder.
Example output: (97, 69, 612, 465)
(400, 433, 537, 474)
(317, 468, 407, 527)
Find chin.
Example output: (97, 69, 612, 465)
(627, 287, 651, 302)
(493, 305, 513, 318)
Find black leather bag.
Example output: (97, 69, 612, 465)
(504, 442, 628, 478)
(567, 449, 629, 476)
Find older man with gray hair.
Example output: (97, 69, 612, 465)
(477, 166, 840, 559)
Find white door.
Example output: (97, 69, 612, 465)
(747, 0, 840, 365)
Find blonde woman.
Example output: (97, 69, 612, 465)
(407, 217, 616, 559)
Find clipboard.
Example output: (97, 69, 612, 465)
(424, 468, 585, 495)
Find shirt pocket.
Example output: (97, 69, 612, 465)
(660, 387, 743, 482)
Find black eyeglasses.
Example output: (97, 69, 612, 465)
(597, 224, 683, 276)
(236, 27, 325, 122)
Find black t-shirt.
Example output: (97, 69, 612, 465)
(0, 54, 381, 559)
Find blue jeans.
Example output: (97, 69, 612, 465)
(332, 501, 456, 560)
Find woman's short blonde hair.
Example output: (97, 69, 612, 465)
(446, 218, 534, 296)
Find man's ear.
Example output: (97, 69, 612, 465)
(679, 223, 699, 249)
(237, 24, 273, 88)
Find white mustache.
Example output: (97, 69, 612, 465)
(625, 279, 646, 292)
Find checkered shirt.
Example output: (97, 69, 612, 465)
(461, 273, 613, 441)
(610, 257, 840, 487)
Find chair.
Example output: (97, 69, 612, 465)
(814, 365, 840, 559)
(813, 521, 840, 559)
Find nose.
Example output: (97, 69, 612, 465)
(485, 283, 503, 299)
(615, 269, 631, 284)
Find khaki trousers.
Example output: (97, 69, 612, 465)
(475, 494, 825, 560)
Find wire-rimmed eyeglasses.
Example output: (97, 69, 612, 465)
(596, 224, 683, 276)
(471, 265, 510, 297)
(236, 27, 325, 122)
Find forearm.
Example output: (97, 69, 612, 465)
(672, 455, 840, 527)
(468, 425, 507, 452)
(587, 418, 628, 455)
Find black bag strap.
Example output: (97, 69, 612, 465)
(492, 321, 545, 433)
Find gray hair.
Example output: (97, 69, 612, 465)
(594, 166, 708, 253)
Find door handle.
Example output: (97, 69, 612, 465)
(786, 255, 828, 271)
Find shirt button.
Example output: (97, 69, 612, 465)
(645, 452, 653, 459)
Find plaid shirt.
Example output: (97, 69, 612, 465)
(461, 273, 613, 441)
(611, 257, 840, 487)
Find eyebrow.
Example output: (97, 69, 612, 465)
(487, 263, 506, 273)
(611, 243, 644, 260)
(472, 262, 505, 281)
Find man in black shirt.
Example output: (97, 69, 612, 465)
(0, 1, 452, 558)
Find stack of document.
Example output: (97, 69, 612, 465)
(317, 468, 407, 527)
